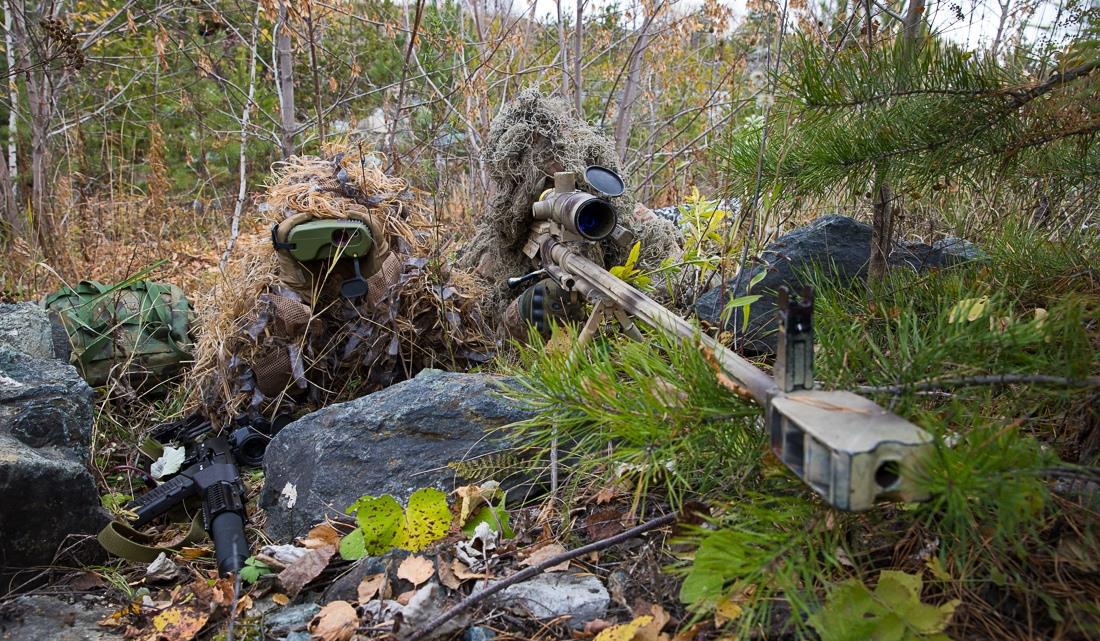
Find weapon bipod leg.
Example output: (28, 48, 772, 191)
(576, 298, 643, 348)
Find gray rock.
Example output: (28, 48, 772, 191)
(0, 303, 55, 359)
(932, 236, 986, 263)
(0, 345, 94, 459)
(0, 345, 105, 572)
(260, 369, 533, 542)
(695, 215, 985, 353)
(0, 595, 125, 641)
(486, 573, 609, 628)
(264, 602, 321, 636)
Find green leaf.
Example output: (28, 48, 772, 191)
(810, 572, 957, 641)
(348, 494, 404, 556)
(748, 270, 766, 291)
(400, 488, 451, 552)
(462, 503, 513, 538)
(338, 528, 367, 560)
(239, 557, 273, 584)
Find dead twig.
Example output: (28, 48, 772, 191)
(857, 374, 1100, 395)
(402, 512, 678, 641)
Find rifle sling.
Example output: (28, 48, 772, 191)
(97, 511, 206, 563)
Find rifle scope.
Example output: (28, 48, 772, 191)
(533, 172, 618, 241)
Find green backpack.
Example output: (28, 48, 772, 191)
(43, 280, 195, 390)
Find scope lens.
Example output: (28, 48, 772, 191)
(574, 199, 616, 240)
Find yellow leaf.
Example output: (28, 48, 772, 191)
(271, 593, 290, 606)
(714, 597, 743, 626)
(143, 604, 209, 641)
(153, 608, 180, 632)
(635, 604, 671, 641)
(454, 481, 501, 524)
(593, 615, 654, 641)
(948, 296, 989, 323)
(926, 556, 952, 582)
(625, 241, 641, 270)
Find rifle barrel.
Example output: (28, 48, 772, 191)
(547, 239, 777, 405)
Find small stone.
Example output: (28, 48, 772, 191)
(145, 552, 180, 582)
(464, 626, 497, 641)
(486, 573, 609, 629)
(264, 603, 321, 635)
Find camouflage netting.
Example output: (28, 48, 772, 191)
(186, 147, 493, 423)
(458, 89, 682, 316)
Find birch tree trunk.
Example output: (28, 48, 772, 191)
(556, 0, 568, 99)
(221, 4, 261, 267)
(613, 18, 653, 163)
(573, 0, 583, 114)
(4, 0, 18, 216)
(275, 0, 296, 158)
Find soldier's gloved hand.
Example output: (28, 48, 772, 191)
(502, 278, 584, 341)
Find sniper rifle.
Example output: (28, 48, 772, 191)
(507, 169, 932, 511)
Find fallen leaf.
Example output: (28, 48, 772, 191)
(69, 571, 105, 590)
(150, 446, 186, 480)
(271, 593, 290, 606)
(594, 485, 622, 505)
(594, 615, 653, 641)
(454, 481, 501, 524)
(357, 573, 386, 603)
(520, 543, 570, 572)
(308, 600, 358, 641)
(257, 544, 308, 570)
(98, 600, 141, 627)
(397, 555, 435, 586)
(278, 544, 336, 597)
(584, 619, 614, 635)
(714, 595, 744, 626)
(302, 522, 342, 550)
(699, 343, 755, 401)
(636, 604, 671, 641)
(584, 508, 626, 541)
(236, 595, 253, 615)
(452, 559, 486, 580)
(396, 589, 417, 605)
(142, 603, 209, 641)
(670, 623, 705, 641)
(178, 547, 208, 560)
(436, 555, 462, 590)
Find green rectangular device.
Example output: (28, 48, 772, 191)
(285, 220, 373, 262)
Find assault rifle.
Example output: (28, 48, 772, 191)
(98, 413, 287, 575)
(508, 169, 932, 511)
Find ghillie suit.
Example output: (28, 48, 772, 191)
(458, 89, 681, 320)
(187, 148, 492, 422)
